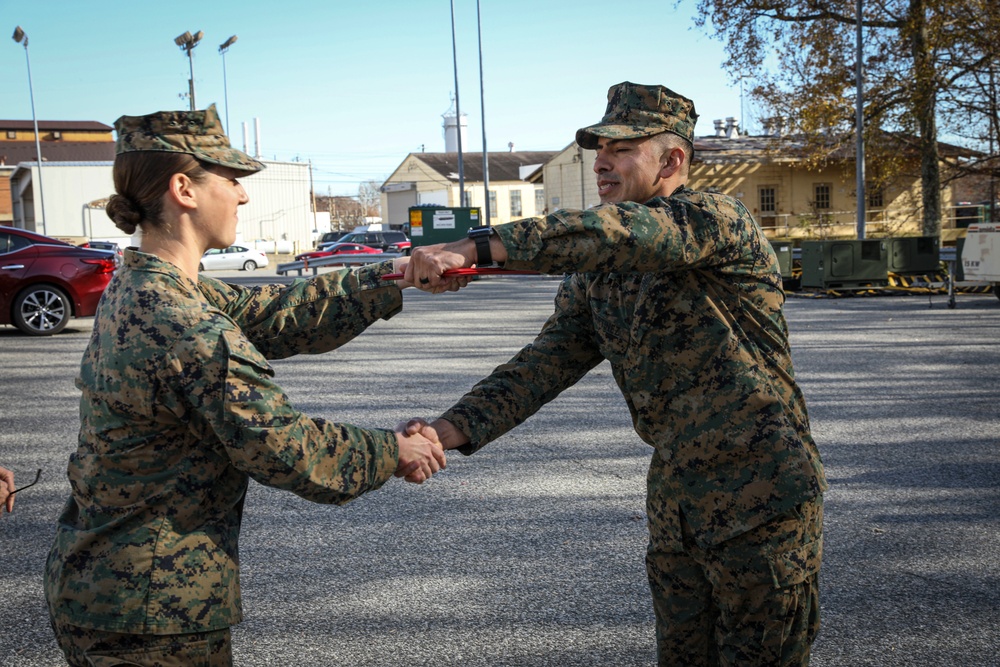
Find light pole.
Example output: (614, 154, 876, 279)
(11, 26, 46, 235)
(218, 35, 238, 134)
(476, 0, 490, 224)
(449, 0, 465, 206)
(174, 30, 203, 111)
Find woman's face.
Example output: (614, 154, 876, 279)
(195, 166, 249, 249)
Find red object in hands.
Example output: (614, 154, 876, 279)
(382, 268, 541, 281)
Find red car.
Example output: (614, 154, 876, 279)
(294, 242, 382, 263)
(1, 227, 117, 335)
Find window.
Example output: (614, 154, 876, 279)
(488, 190, 497, 219)
(759, 187, 776, 213)
(813, 183, 831, 210)
(535, 188, 545, 215)
(5, 131, 15, 139)
(510, 190, 522, 217)
(866, 183, 884, 209)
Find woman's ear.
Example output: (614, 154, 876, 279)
(166, 173, 198, 211)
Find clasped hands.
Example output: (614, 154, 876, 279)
(392, 242, 476, 293)
(392, 417, 469, 484)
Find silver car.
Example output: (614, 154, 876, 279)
(199, 245, 269, 272)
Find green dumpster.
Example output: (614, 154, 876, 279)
(409, 206, 483, 247)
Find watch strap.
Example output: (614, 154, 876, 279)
(469, 228, 494, 267)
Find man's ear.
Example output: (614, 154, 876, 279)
(166, 173, 198, 211)
(659, 147, 685, 179)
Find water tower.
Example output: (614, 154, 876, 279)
(442, 108, 468, 153)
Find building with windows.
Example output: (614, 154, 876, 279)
(536, 119, 977, 242)
(380, 150, 558, 230)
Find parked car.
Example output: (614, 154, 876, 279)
(337, 230, 409, 253)
(79, 240, 124, 264)
(316, 231, 349, 247)
(295, 242, 382, 262)
(386, 239, 412, 255)
(1, 227, 117, 335)
(199, 245, 269, 272)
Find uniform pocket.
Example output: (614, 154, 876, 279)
(590, 310, 630, 363)
(768, 534, 822, 589)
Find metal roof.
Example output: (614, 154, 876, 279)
(0, 119, 113, 132)
(409, 151, 561, 182)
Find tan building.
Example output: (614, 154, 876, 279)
(537, 120, 977, 243)
(380, 151, 559, 230)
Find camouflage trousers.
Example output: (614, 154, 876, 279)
(50, 617, 232, 667)
(646, 494, 823, 667)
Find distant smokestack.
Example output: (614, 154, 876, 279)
(253, 118, 262, 159)
(242, 122, 249, 154)
(713, 119, 725, 137)
(508, 141, 514, 152)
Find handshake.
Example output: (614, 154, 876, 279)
(391, 417, 468, 484)
(391, 237, 504, 293)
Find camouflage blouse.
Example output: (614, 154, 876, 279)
(442, 188, 827, 547)
(46, 250, 403, 634)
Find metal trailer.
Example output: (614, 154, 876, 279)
(960, 224, 1000, 303)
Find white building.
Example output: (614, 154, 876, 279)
(9, 159, 316, 253)
(380, 150, 558, 229)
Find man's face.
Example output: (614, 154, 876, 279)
(593, 136, 667, 204)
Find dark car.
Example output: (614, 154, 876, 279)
(338, 230, 410, 254)
(317, 231, 349, 247)
(1, 227, 117, 335)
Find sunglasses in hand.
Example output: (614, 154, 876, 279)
(10, 468, 42, 495)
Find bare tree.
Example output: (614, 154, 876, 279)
(357, 180, 382, 219)
(695, 0, 1000, 235)
(315, 195, 366, 230)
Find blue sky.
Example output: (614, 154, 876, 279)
(1, 0, 748, 197)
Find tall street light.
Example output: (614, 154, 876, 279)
(174, 30, 203, 111)
(218, 35, 238, 134)
(476, 0, 490, 225)
(11, 26, 46, 235)
(449, 0, 465, 206)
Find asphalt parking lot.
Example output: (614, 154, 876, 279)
(1, 270, 998, 666)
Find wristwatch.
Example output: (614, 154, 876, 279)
(468, 226, 496, 267)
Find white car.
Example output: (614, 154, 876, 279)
(199, 245, 269, 272)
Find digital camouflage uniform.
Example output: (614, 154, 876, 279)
(45, 251, 404, 662)
(440, 83, 827, 666)
(45, 105, 407, 667)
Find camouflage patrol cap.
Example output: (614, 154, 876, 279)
(576, 82, 698, 149)
(114, 103, 264, 174)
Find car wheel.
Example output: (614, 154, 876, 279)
(12, 284, 71, 336)
(198, 263, 205, 272)
(993, 284, 1000, 301)
(243, 260, 257, 271)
